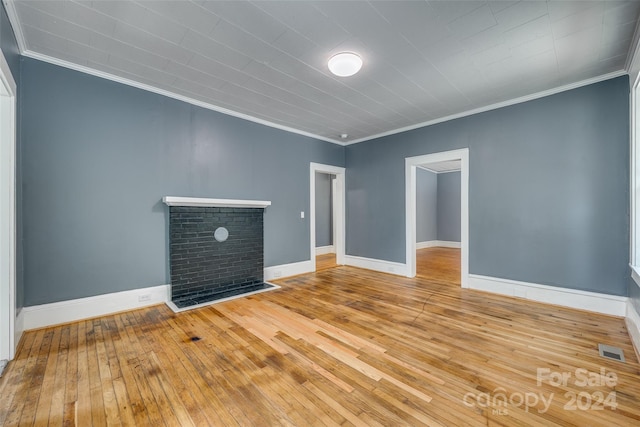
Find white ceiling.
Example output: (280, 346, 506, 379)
(5, 1, 640, 144)
(420, 160, 462, 174)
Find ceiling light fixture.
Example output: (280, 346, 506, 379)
(328, 52, 363, 77)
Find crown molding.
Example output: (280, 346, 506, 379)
(5, 0, 628, 150)
(22, 49, 346, 146)
(626, 12, 640, 72)
(2, 0, 26, 53)
(345, 70, 628, 146)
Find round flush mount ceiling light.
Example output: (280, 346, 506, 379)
(328, 52, 363, 77)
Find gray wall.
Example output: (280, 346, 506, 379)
(346, 76, 629, 296)
(1, 1, 23, 311)
(315, 173, 333, 248)
(437, 171, 461, 242)
(21, 58, 344, 306)
(416, 169, 461, 244)
(416, 168, 437, 243)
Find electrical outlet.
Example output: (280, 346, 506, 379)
(300, 211, 305, 219)
(273, 271, 282, 278)
(138, 294, 152, 303)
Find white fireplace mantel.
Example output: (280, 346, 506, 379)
(162, 196, 271, 208)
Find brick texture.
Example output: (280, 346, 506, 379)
(169, 207, 266, 307)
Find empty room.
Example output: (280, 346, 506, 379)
(2, 1, 640, 426)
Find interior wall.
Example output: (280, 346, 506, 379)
(20, 58, 344, 306)
(346, 76, 630, 296)
(0, 1, 22, 311)
(315, 172, 333, 248)
(416, 168, 437, 243)
(437, 171, 461, 242)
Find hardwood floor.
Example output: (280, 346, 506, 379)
(316, 253, 337, 271)
(416, 247, 460, 284)
(1, 249, 639, 426)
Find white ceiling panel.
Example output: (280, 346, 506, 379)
(7, 0, 640, 144)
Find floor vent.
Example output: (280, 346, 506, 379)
(598, 344, 625, 362)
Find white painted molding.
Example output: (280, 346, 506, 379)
(310, 163, 346, 272)
(264, 260, 314, 281)
(22, 285, 170, 330)
(14, 307, 23, 352)
(162, 196, 271, 208)
(20, 259, 316, 330)
(344, 255, 408, 277)
(346, 71, 627, 145)
(416, 240, 461, 249)
(21, 51, 345, 146)
(625, 10, 640, 73)
(406, 149, 469, 288)
(468, 274, 628, 317)
(315, 245, 335, 256)
(0, 48, 17, 361)
(2, 0, 27, 53)
(626, 300, 640, 363)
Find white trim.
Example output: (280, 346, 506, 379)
(468, 274, 627, 317)
(264, 260, 314, 281)
(310, 163, 346, 272)
(344, 255, 408, 277)
(625, 299, 640, 363)
(346, 71, 626, 145)
(5, 21, 624, 149)
(14, 307, 23, 351)
(2, 0, 27, 53)
(625, 11, 640, 73)
(315, 245, 335, 256)
(22, 285, 171, 330)
(162, 196, 271, 208)
(416, 240, 461, 249)
(166, 282, 281, 313)
(629, 75, 640, 265)
(406, 149, 469, 287)
(0, 48, 17, 361)
(22, 51, 345, 146)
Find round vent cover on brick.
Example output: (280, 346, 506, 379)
(214, 227, 229, 242)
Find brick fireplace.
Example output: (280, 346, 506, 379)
(162, 197, 276, 311)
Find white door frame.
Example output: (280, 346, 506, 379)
(310, 163, 345, 271)
(405, 148, 469, 286)
(0, 50, 17, 361)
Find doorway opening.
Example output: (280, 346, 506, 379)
(0, 50, 17, 365)
(415, 162, 462, 284)
(310, 163, 345, 272)
(405, 149, 469, 287)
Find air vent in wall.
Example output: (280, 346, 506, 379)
(598, 344, 625, 362)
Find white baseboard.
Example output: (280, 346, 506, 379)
(626, 300, 640, 363)
(21, 260, 315, 330)
(468, 274, 627, 316)
(23, 284, 170, 330)
(315, 245, 335, 256)
(264, 260, 314, 281)
(416, 240, 461, 249)
(344, 255, 408, 276)
(14, 307, 24, 353)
